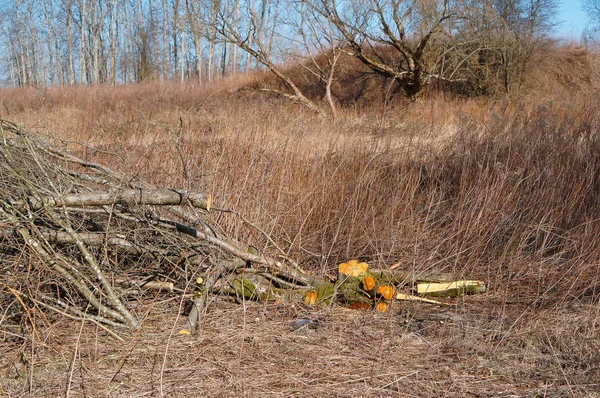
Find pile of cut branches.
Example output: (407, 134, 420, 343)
(0, 119, 326, 333)
(0, 119, 482, 335)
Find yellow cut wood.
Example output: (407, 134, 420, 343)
(338, 260, 369, 277)
(395, 293, 449, 305)
(304, 290, 318, 305)
(361, 276, 375, 291)
(417, 280, 486, 297)
(376, 285, 395, 300)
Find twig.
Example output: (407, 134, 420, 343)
(65, 309, 87, 398)
(174, 117, 190, 189)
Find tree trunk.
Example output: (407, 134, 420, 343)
(109, 0, 118, 84)
(173, 0, 180, 79)
(66, 1, 76, 85)
(79, 0, 87, 84)
(181, 26, 186, 82)
(162, 0, 168, 80)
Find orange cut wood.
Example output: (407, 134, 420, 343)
(303, 290, 318, 305)
(338, 260, 369, 277)
(377, 285, 395, 300)
(375, 302, 389, 312)
(362, 276, 376, 291)
(350, 302, 371, 310)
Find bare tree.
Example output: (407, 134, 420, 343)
(221, 0, 321, 112)
(304, 0, 458, 100)
(458, 0, 557, 95)
(584, 0, 600, 43)
(64, 0, 77, 84)
(195, 0, 323, 111)
(287, 1, 345, 114)
(185, 0, 203, 81)
(109, 0, 119, 84)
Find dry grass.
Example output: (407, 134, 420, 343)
(1, 80, 600, 396)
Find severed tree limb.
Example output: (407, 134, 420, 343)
(22, 189, 211, 211)
(49, 209, 139, 328)
(18, 228, 130, 325)
(33, 292, 128, 331)
(39, 229, 176, 258)
(168, 218, 316, 287)
(41, 230, 144, 253)
(183, 258, 246, 333)
(145, 210, 316, 287)
(114, 278, 175, 293)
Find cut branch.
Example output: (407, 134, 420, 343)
(23, 189, 211, 211)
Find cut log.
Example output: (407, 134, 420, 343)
(376, 285, 395, 300)
(303, 290, 319, 305)
(362, 276, 375, 292)
(24, 189, 211, 211)
(303, 282, 335, 305)
(338, 260, 369, 278)
(336, 261, 400, 309)
(417, 280, 486, 297)
(396, 293, 449, 305)
(228, 275, 289, 301)
(115, 278, 174, 293)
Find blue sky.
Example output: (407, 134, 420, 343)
(556, 0, 590, 39)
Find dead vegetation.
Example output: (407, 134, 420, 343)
(1, 81, 600, 396)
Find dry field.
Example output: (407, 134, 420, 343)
(1, 80, 600, 397)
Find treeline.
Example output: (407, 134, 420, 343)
(0, 0, 593, 101)
(1, 0, 252, 86)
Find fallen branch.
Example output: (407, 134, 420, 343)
(22, 189, 211, 211)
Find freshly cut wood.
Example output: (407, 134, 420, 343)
(376, 285, 395, 300)
(335, 261, 408, 309)
(350, 302, 371, 309)
(303, 282, 335, 305)
(338, 260, 369, 278)
(228, 275, 289, 301)
(417, 280, 486, 297)
(396, 293, 448, 305)
(304, 290, 318, 305)
(361, 276, 375, 292)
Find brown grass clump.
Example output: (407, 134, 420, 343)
(1, 80, 600, 396)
